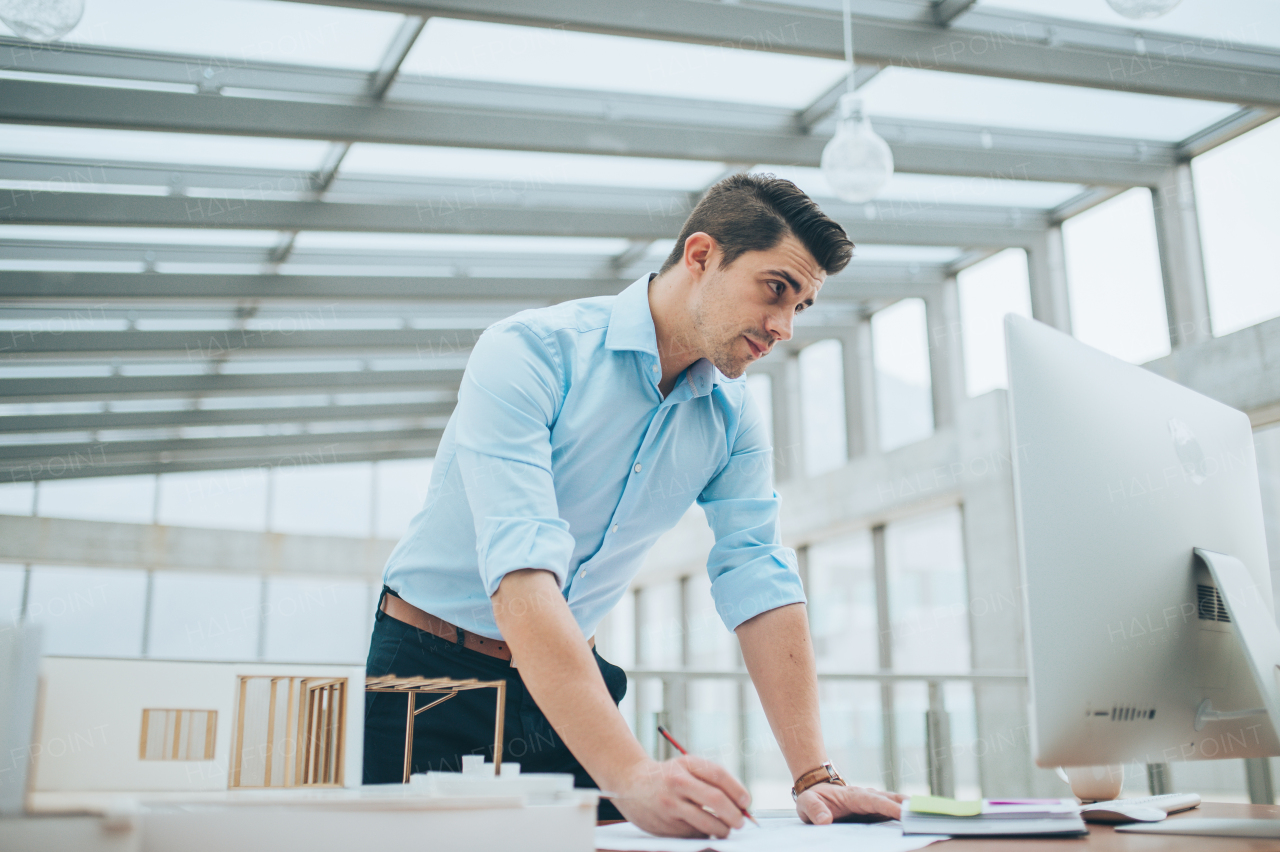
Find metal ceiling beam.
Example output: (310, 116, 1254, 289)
(2, 188, 692, 240)
(0, 239, 638, 273)
(0, 425, 443, 461)
(0, 400, 455, 434)
(0, 271, 627, 302)
(5, 188, 1049, 248)
(1178, 107, 1280, 159)
(0, 269, 940, 302)
(1, 326, 491, 357)
(2, 445, 436, 481)
(278, 0, 1280, 105)
(932, 0, 978, 26)
(0, 79, 1177, 186)
(1, 427, 442, 480)
(0, 368, 466, 402)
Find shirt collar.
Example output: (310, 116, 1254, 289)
(605, 273, 726, 398)
(604, 274, 659, 357)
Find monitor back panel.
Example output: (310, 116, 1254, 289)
(1005, 315, 1276, 767)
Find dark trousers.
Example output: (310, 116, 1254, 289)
(363, 588, 627, 821)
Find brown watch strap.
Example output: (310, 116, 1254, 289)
(792, 762, 846, 800)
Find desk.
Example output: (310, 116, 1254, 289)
(940, 802, 1280, 851)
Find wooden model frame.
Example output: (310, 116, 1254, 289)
(229, 676, 347, 788)
(364, 676, 506, 783)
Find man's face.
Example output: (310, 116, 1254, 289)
(688, 233, 825, 379)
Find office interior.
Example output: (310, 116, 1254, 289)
(1, 0, 1279, 812)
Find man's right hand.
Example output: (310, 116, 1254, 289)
(610, 756, 752, 838)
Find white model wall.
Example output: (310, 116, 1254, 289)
(31, 657, 364, 792)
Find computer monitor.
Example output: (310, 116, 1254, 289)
(1005, 314, 1280, 772)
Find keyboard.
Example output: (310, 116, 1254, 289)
(1117, 818, 1280, 838)
(1080, 793, 1201, 824)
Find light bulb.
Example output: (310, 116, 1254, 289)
(820, 93, 894, 204)
(1104, 0, 1182, 19)
(0, 0, 84, 42)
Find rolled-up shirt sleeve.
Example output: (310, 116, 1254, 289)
(699, 387, 806, 631)
(455, 321, 576, 597)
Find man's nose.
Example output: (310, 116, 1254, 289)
(765, 309, 794, 343)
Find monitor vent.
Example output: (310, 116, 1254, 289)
(1109, 706, 1156, 722)
(1197, 584, 1231, 623)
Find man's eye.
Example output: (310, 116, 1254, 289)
(795, 303, 807, 314)
(769, 281, 784, 296)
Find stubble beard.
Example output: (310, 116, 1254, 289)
(690, 280, 754, 380)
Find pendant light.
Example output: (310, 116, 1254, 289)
(820, 0, 894, 203)
(1104, 0, 1183, 19)
(0, 0, 84, 41)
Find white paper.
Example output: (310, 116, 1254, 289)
(596, 817, 948, 852)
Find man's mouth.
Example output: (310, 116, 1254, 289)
(744, 336, 768, 359)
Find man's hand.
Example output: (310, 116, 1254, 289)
(611, 755, 751, 839)
(796, 782, 906, 825)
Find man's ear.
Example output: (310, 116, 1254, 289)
(682, 232, 717, 278)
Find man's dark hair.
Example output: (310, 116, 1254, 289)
(659, 173, 853, 276)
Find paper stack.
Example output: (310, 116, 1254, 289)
(901, 796, 1087, 837)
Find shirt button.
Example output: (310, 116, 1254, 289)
(611, 524, 619, 533)
(633, 462, 642, 473)
(651, 365, 658, 373)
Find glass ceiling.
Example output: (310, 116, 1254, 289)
(288, 233, 633, 255)
(0, 225, 284, 246)
(757, 166, 1086, 209)
(400, 17, 851, 109)
(0, 0, 1270, 474)
(977, 0, 1280, 50)
(11, 0, 408, 70)
(0, 125, 333, 171)
(338, 144, 727, 191)
(856, 68, 1240, 141)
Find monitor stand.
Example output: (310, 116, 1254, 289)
(1116, 550, 1280, 840)
(1191, 549, 1280, 740)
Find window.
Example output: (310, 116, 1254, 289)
(139, 709, 216, 760)
(957, 249, 1033, 396)
(1193, 118, 1280, 336)
(886, 506, 970, 673)
(800, 339, 848, 477)
(872, 299, 934, 451)
(1063, 188, 1169, 364)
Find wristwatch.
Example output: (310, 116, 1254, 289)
(791, 761, 846, 800)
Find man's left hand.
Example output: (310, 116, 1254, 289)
(795, 782, 906, 825)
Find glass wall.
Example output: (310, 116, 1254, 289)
(625, 504, 976, 807)
(0, 457, 432, 665)
(871, 299, 935, 452)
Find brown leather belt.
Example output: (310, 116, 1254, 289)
(380, 593, 593, 665)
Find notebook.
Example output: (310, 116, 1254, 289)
(901, 796, 1087, 836)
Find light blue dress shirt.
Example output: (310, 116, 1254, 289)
(382, 274, 805, 641)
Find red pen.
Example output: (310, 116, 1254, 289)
(657, 724, 760, 828)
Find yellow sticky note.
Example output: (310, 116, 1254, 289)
(909, 795, 983, 817)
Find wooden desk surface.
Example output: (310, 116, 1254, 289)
(938, 802, 1280, 851)
(600, 803, 1280, 850)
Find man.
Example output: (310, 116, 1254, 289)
(364, 174, 905, 837)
